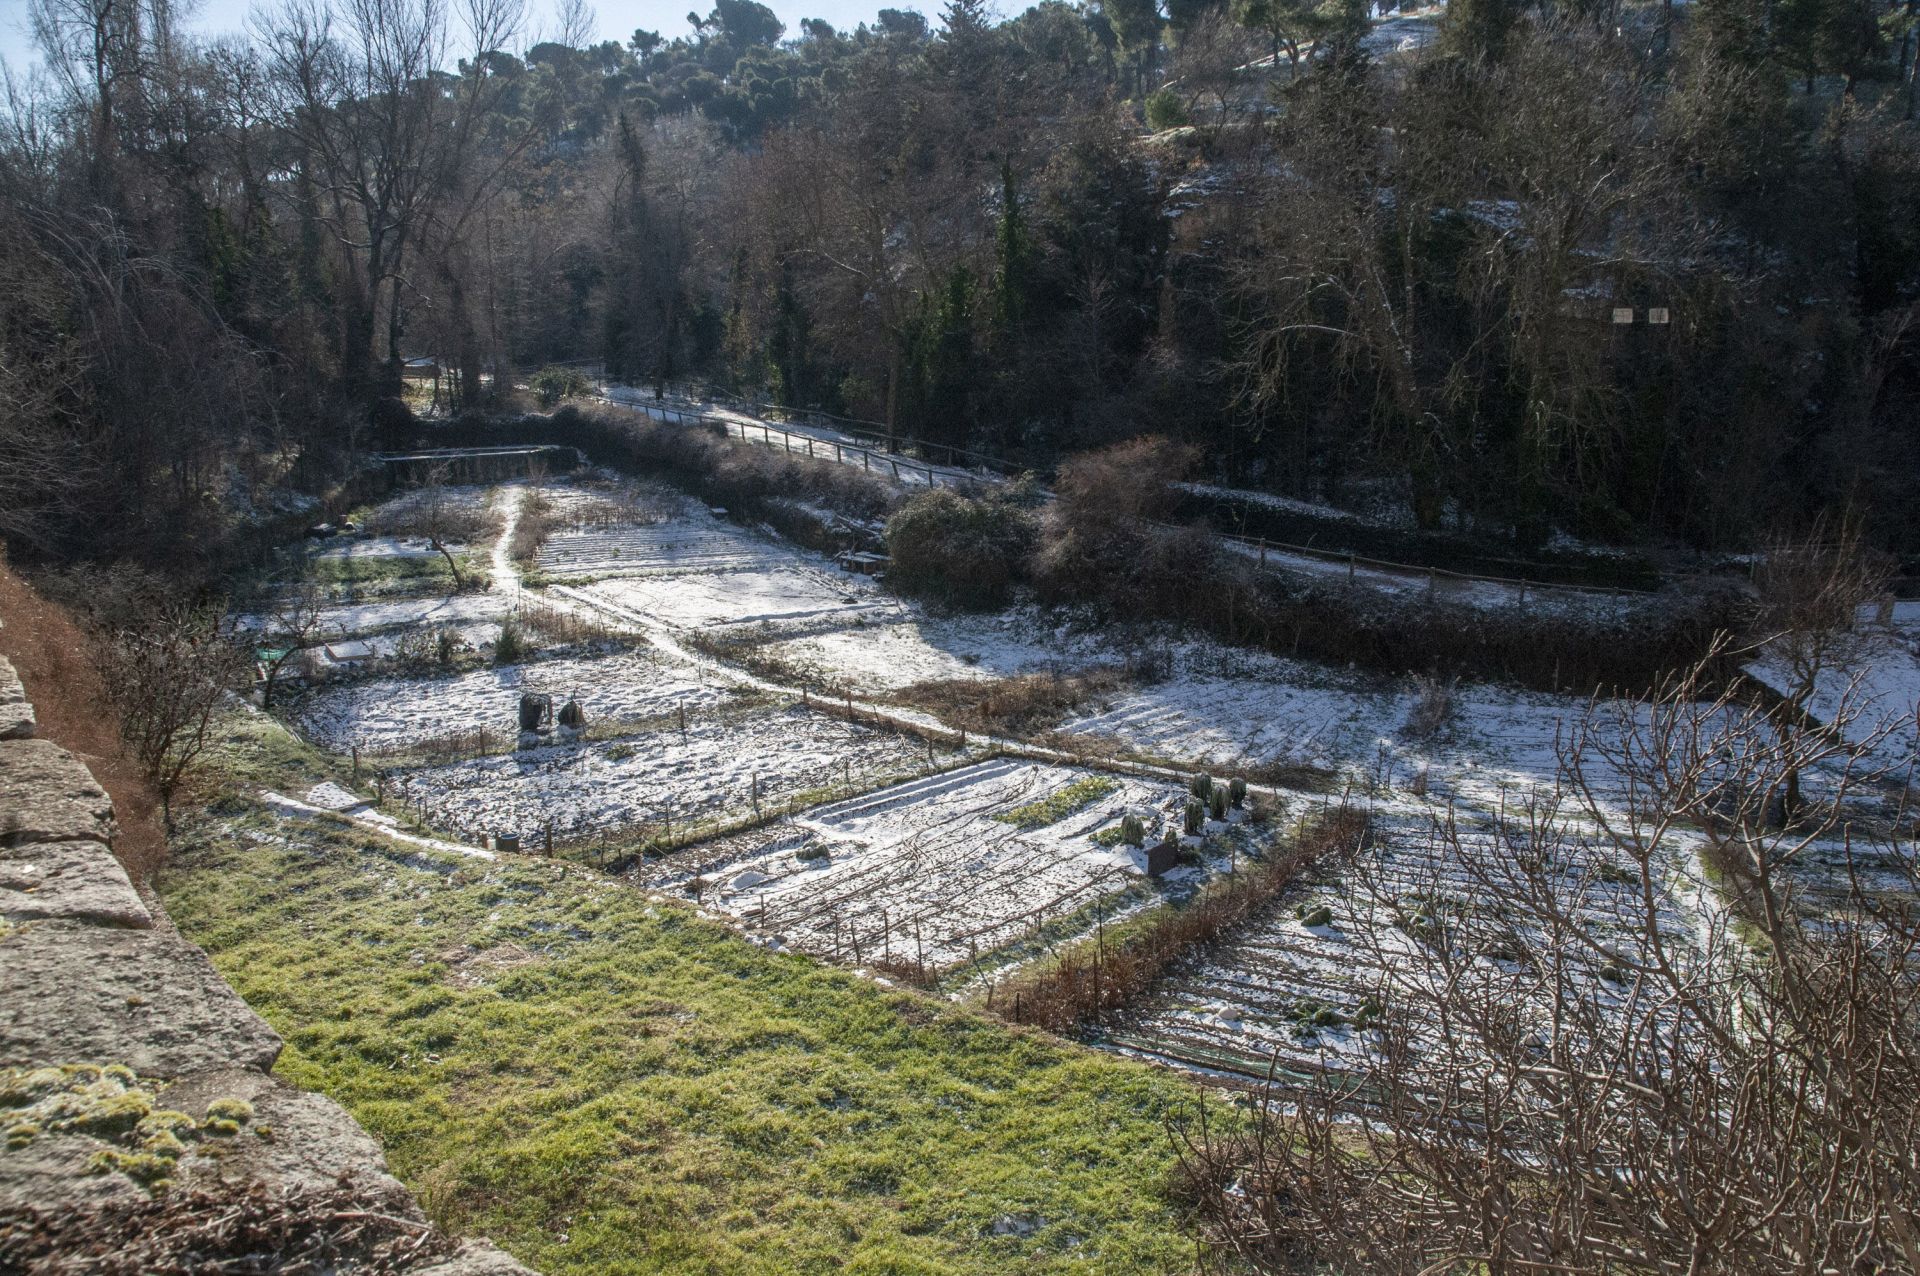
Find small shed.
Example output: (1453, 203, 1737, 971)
(1143, 839, 1183, 879)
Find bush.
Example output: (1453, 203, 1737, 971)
(1184, 798, 1205, 836)
(530, 366, 593, 407)
(1144, 88, 1190, 131)
(884, 488, 1038, 610)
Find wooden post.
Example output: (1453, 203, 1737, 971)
(352, 745, 360, 779)
(890, 458, 900, 480)
(806, 438, 815, 458)
(862, 451, 870, 472)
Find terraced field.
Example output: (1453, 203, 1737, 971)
(391, 702, 925, 846)
(1113, 797, 1710, 1083)
(681, 758, 1260, 970)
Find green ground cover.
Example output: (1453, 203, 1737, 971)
(160, 714, 1211, 1275)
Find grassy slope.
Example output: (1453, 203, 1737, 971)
(160, 713, 1209, 1275)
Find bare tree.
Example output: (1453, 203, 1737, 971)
(1754, 507, 1891, 818)
(1173, 649, 1920, 1274)
(418, 463, 469, 588)
(104, 602, 249, 824)
(257, 580, 332, 708)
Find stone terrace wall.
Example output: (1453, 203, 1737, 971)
(0, 653, 532, 1273)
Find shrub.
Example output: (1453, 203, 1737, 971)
(1189, 774, 1214, 801)
(1228, 777, 1247, 809)
(1121, 813, 1146, 847)
(493, 619, 527, 666)
(530, 365, 593, 407)
(1144, 88, 1190, 130)
(1184, 798, 1205, 836)
(1402, 673, 1457, 741)
(884, 488, 1038, 610)
(1207, 786, 1228, 821)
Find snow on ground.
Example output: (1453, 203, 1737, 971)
(1174, 482, 1358, 523)
(757, 612, 1115, 693)
(392, 704, 922, 845)
(291, 648, 734, 752)
(574, 564, 908, 635)
(1115, 791, 1710, 1082)
(261, 785, 494, 860)
(357, 482, 497, 528)
(236, 592, 510, 643)
(1746, 602, 1920, 775)
(682, 758, 1254, 969)
(533, 508, 772, 579)
(312, 535, 449, 560)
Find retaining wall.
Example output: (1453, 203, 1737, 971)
(0, 650, 533, 1273)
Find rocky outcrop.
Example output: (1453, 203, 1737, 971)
(0, 676, 533, 1274)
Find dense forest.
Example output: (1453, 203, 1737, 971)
(2, 0, 1918, 569)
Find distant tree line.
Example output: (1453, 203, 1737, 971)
(0, 0, 1916, 570)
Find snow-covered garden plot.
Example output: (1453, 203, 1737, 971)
(291, 648, 734, 752)
(531, 504, 772, 581)
(235, 591, 511, 647)
(1113, 796, 1710, 1083)
(1746, 600, 1920, 774)
(570, 560, 909, 635)
(355, 482, 498, 534)
(389, 703, 922, 845)
(682, 759, 1252, 971)
(754, 612, 1117, 694)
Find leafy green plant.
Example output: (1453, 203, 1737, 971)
(1144, 87, 1189, 131)
(531, 365, 593, 407)
(993, 776, 1120, 829)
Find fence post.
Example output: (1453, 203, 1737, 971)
(862, 451, 871, 472)
(890, 458, 900, 480)
(806, 438, 815, 458)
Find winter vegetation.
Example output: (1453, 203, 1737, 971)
(5, 0, 1920, 1269)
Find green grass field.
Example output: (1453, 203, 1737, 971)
(159, 714, 1214, 1274)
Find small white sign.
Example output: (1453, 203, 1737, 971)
(1612, 308, 1635, 325)
(1648, 307, 1670, 325)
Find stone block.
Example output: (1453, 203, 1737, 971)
(0, 840, 150, 928)
(159, 1069, 413, 1200)
(412, 1240, 541, 1275)
(0, 739, 115, 849)
(0, 921, 280, 1076)
(0, 656, 31, 740)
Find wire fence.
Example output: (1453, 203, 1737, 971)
(1142, 518, 1661, 601)
(595, 388, 984, 488)
(599, 378, 1033, 479)
(599, 378, 1662, 602)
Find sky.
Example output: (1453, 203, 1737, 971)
(0, 0, 937, 74)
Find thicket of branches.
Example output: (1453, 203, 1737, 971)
(1172, 654, 1920, 1274)
(2, 0, 1916, 572)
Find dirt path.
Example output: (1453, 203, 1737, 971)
(490, 483, 527, 598)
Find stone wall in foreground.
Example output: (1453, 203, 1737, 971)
(0, 652, 533, 1273)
